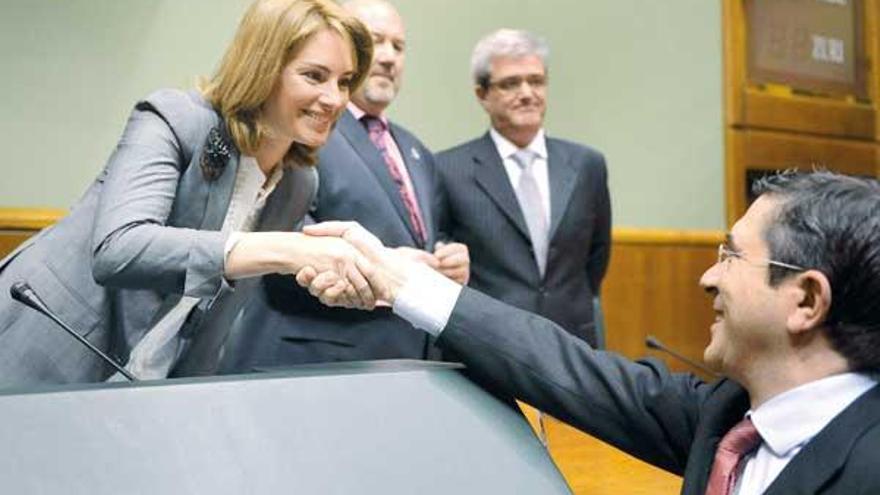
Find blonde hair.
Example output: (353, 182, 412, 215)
(202, 0, 372, 166)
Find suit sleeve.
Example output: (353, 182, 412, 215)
(440, 287, 710, 474)
(587, 154, 611, 293)
(433, 153, 454, 243)
(90, 105, 227, 298)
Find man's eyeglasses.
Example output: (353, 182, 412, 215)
(717, 244, 805, 271)
(487, 74, 548, 93)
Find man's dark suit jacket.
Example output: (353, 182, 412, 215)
(441, 287, 880, 493)
(435, 133, 611, 344)
(221, 110, 439, 371)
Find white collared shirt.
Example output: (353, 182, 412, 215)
(734, 372, 877, 494)
(489, 128, 551, 226)
(222, 155, 284, 259)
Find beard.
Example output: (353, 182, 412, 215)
(361, 77, 398, 107)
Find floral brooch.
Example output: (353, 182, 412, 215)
(200, 123, 232, 181)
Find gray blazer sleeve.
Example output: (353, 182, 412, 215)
(440, 286, 712, 474)
(90, 101, 227, 298)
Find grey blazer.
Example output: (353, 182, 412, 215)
(442, 287, 880, 494)
(221, 109, 438, 372)
(0, 89, 316, 388)
(436, 133, 611, 345)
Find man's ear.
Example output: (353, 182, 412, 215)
(475, 85, 488, 106)
(787, 270, 832, 334)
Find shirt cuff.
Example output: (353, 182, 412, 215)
(222, 231, 245, 285)
(393, 263, 462, 337)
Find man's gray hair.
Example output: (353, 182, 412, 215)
(470, 29, 549, 88)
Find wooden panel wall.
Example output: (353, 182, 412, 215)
(723, 0, 880, 225)
(602, 228, 721, 380)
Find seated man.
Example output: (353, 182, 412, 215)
(301, 171, 880, 493)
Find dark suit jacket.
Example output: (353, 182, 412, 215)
(435, 133, 611, 344)
(221, 110, 439, 371)
(0, 89, 316, 387)
(442, 287, 880, 494)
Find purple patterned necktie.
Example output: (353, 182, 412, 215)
(362, 115, 426, 245)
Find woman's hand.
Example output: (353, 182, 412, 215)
(223, 231, 376, 309)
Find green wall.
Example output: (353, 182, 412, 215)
(0, 0, 723, 229)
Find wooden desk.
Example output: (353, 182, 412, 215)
(520, 403, 682, 494)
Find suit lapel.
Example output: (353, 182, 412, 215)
(257, 165, 318, 232)
(763, 385, 880, 494)
(472, 134, 531, 241)
(199, 151, 239, 231)
(681, 380, 750, 495)
(338, 111, 419, 245)
(390, 123, 431, 248)
(546, 139, 578, 243)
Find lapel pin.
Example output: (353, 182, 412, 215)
(410, 147, 421, 161)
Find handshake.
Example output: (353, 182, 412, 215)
(292, 222, 469, 310)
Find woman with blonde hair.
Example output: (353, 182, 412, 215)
(0, 0, 374, 386)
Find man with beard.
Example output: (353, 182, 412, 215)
(436, 29, 611, 347)
(221, 0, 468, 371)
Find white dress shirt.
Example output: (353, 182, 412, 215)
(734, 372, 877, 494)
(222, 155, 284, 260)
(489, 128, 551, 226)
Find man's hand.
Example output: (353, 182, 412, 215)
(394, 246, 440, 270)
(289, 234, 376, 310)
(298, 221, 416, 306)
(434, 241, 470, 285)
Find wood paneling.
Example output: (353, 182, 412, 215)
(724, 0, 880, 139)
(0, 208, 62, 260)
(727, 127, 880, 225)
(602, 229, 722, 381)
(723, 0, 880, 226)
(0, 232, 33, 260)
(725, 127, 880, 224)
(0, 207, 65, 230)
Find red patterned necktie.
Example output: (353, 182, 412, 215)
(705, 417, 762, 495)
(362, 115, 426, 245)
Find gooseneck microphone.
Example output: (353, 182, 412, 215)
(10, 281, 137, 381)
(645, 334, 720, 378)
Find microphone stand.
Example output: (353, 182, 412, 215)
(10, 281, 137, 381)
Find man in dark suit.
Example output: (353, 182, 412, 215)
(221, 0, 468, 371)
(436, 29, 611, 346)
(302, 171, 880, 493)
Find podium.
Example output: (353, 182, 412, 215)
(0, 360, 571, 494)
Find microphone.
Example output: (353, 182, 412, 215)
(10, 281, 137, 382)
(645, 334, 719, 378)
